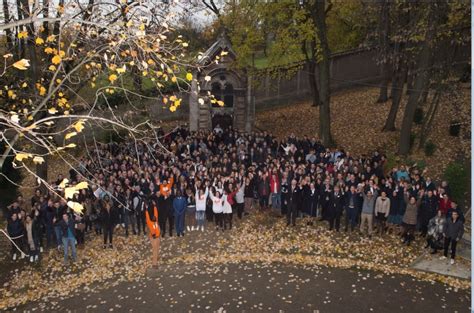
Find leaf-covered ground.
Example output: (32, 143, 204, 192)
(256, 85, 471, 180)
(0, 213, 470, 310)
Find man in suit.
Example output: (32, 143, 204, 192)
(286, 179, 302, 227)
(328, 185, 345, 231)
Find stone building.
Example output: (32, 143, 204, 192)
(189, 34, 254, 132)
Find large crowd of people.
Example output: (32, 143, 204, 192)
(4, 125, 466, 267)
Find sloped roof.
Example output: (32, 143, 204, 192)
(198, 33, 237, 66)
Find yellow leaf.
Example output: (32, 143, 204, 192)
(21, 82, 27, 88)
(171, 76, 177, 83)
(109, 74, 118, 82)
(169, 105, 176, 112)
(73, 120, 85, 133)
(15, 153, 31, 162)
(51, 55, 61, 65)
(17, 31, 28, 39)
(182, 42, 188, 47)
(48, 65, 56, 71)
(59, 178, 69, 189)
(58, 50, 65, 57)
(46, 35, 55, 42)
(67, 201, 84, 214)
(35, 37, 44, 45)
(186, 72, 193, 81)
(220, 50, 228, 56)
(75, 181, 88, 190)
(48, 108, 58, 114)
(116, 65, 126, 74)
(66, 143, 76, 148)
(65, 132, 77, 140)
(217, 100, 224, 107)
(32, 156, 45, 164)
(12, 59, 30, 70)
(44, 47, 54, 54)
(39, 86, 46, 96)
(64, 187, 78, 199)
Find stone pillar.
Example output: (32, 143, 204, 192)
(189, 76, 199, 132)
(245, 75, 254, 132)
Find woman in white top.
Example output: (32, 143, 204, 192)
(222, 191, 232, 231)
(195, 186, 209, 231)
(209, 188, 224, 231)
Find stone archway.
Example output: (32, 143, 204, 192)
(189, 33, 254, 132)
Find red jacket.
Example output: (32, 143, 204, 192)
(270, 175, 280, 193)
(439, 198, 452, 215)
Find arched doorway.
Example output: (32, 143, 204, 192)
(211, 82, 234, 108)
(212, 113, 233, 131)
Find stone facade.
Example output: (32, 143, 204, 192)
(189, 34, 253, 132)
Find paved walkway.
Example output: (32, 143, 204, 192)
(20, 262, 470, 312)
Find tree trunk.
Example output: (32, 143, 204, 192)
(302, 39, 321, 107)
(35, 147, 49, 194)
(42, 0, 49, 40)
(418, 88, 441, 149)
(308, 60, 321, 107)
(312, 0, 333, 146)
(2, 0, 14, 53)
(376, 0, 390, 103)
(383, 65, 407, 131)
(53, 0, 65, 35)
(399, 4, 440, 155)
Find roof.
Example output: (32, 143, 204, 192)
(198, 32, 237, 66)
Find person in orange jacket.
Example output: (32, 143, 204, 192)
(145, 199, 160, 269)
(158, 175, 175, 237)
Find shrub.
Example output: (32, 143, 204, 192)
(449, 121, 461, 137)
(443, 162, 470, 206)
(414, 108, 424, 125)
(424, 141, 437, 156)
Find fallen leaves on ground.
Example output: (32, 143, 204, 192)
(256, 85, 471, 179)
(0, 212, 470, 310)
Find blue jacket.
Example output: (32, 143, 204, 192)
(173, 197, 188, 216)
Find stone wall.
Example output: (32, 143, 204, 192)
(253, 48, 383, 108)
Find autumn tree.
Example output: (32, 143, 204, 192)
(397, 1, 470, 155)
(0, 0, 213, 211)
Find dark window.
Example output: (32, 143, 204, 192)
(211, 82, 234, 108)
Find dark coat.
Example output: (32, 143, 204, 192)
(419, 195, 438, 222)
(287, 186, 302, 212)
(7, 219, 24, 237)
(444, 218, 464, 240)
(328, 192, 345, 218)
(302, 186, 319, 216)
(59, 218, 76, 239)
